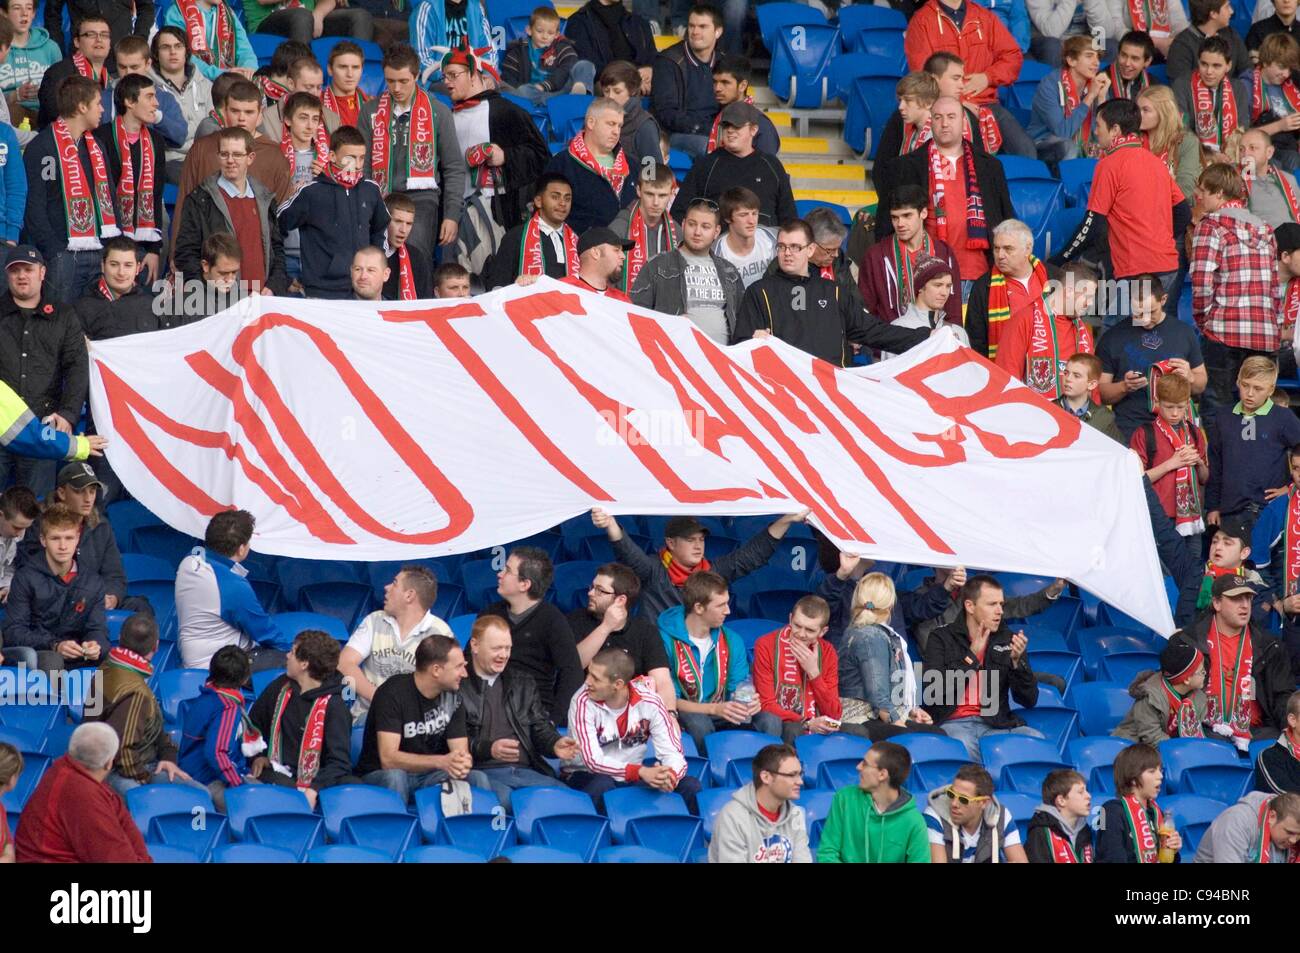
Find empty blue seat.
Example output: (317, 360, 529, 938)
(127, 785, 227, 860)
(1098, 651, 1161, 686)
(1015, 705, 1079, 755)
(627, 814, 703, 862)
(318, 784, 408, 841)
(1009, 594, 1083, 641)
(981, 736, 1070, 788)
(447, 613, 476, 646)
(1008, 178, 1064, 247)
(214, 843, 297, 863)
(1096, 602, 1154, 633)
(603, 786, 691, 843)
(224, 784, 314, 839)
(1180, 765, 1252, 804)
(1026, 650, 1082, 694)
(300, 582, 374, 630)
(270, 611, 350, 644)
(893, 733, 971, 764)
(500, 845, 584, 863)
(0, 726, 42, 754)
(1070, 682, 1132, 736)
(798, 787, 835, 834)
(995, 791, 1041, 841)
(837, 2, 906, 50)
(551, 560, 603, 613)
(511, 786, 608, 860)
(107, 499, 165, 553)
(0, 704, 64, 737)
(1160, 792, 1228, 854)
(725, 618, 782, 657)
(2, 751, 48, 813)
(307, 845, 390, 863)
(1057, 157, 1098, 206)
(148, 844, 201, 863)
(770, 24, 845, 107)
(756, 1, 828, 48)
(1158, 737, 1241, 791)
(154, 669, 210, 726)
(243, 815, 322, 861)
(121, 553, 175, 583)
(403, 845, 485, 863)
(440, 812, 516, 859)
(997, 156, 1053, 180)
(1067, 736, 1133, 794)
(696, 786, 739, 839)
(596, 845, 678, 862)
(130, 524, 202, 568)
(796, 733, 871, 787)
(706, 730, 782, 786)
(1016, 623, 1071, 652)
(248, 32, 281, 65)
(999, 59, 1053, 124)
(545, 93, 593, 143)
(276, 560, 361, 606)
(908, 759, 971, 794)
(339, 812, 418, 860)
(460, 558, 502, 611)
(818, 758, 864, 790)
(1075, 627, 1157, 678)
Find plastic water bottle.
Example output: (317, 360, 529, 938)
(732, 679, 757, 707)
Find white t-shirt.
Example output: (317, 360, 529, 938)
(680, 249, 729, 344)
(689, 632, 714, 665)
(714, 227, 776, 289)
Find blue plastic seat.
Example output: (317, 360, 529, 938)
(1068, 736, 1133, 795)
(544, 93, 594, 143)
(318, 784, 409, 841)
(837, 3, 906, 50)
(127, 785, 227, 860)
(224, 784, 315, 839)
(1158, 737, 1241, 791)
(908, 759, 971, 794)
(310, 36, 382, 64)
(995, 791, 1040, 841)
(459, 558, 502, 611)
(307, 845, 390, 863)
(249, 32, 282, 65)
(1180, 765, 1252, 804)
(1058, 157, 1098, 206)
(251, 667, 286, 700)
(558, 516, 609, 560)
(403, 845, 485, 863)
(844, 72, 901, 157)
(1069, 682, 1132, 736)
(0, 726, 42, 755)
(154, 669, 210, 726)
(796, 733, 871, 787)
(213, 843, 298, 863)
(439, 812, 516, 859)
(511, 786, 600, 840)
(130, 524, 202, 568)
(147, 844, 201, 863)
(794, 200, 853, 229)
(893, 733, 971, 763)
(1075, 627, 1158, 678)
(1016, 623, 1071, 652)
(997, 156, 1053, 180)
(756, 1, 828, 48)
(300, 581, 374, 630)
(725, 618, 782, 658)
(596, 845, 678, 862)
(107, 499, 165, 553)
(798, 788, 835, 833)
(706, 730, 782, 786)
(1, 751, 49, 813)
(1025, 650, 1082, 694)
(411, 784, 500, 843)
(121, 553, 175, 583)
(500, 844, 584, 863)
(603, 786, 691, 843)
(0, 703, 63, 737)
(627, 814, 704, 862)
(770, 24, 844, 107)
(447, 613, 476, 646)
(275, 560, 361, 607)
(1161, 793, 1228, 853)
(1096, 602, 1155, 633)
(695, 786, 738, 839)
(551, 560, 603, 614)
(270, 611, 350, 644)
(350, 724, 364, 766)
(1015, 705, 1079, 755)
(981, 736, 1070, 789)
(1097, 651, 1161, 686)
(998, 59, 1053, 124)
(1007, 178, 1063, 246)
(357, 61, 385, 97)
(339, 812, 418, 860)
(1009, 594, 1083, 641)
(817, 759, 864, 790)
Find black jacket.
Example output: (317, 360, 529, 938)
(1, 556, 109, 657)
(92, 122, 167, 256)
(17, 513, 126, 601)
(565, 0, 657, 73)
(22, 121, 119, 259)
(249, 673, 354, 790)
(0, 292, 88, 424)
(874, 107, 987, 174)
(383, 247, 433, 301)
(276, 172, 388, 298)
(1175, 616, 1293, 732)
(76, 285, 190, 340)
(672, 148, 796, 228)
(37, 58, 109, 129)
(174, 175, 289, 296)
(458, 669, 563, 776)
(482, 218, 575, 290)
(651, 42, 716, 137)
(733, 268, 928, 365)
(46, 0, 151, 57)
(1255, 733, 1300, 794)
(922, 618, 1038, 728)
(478, 600, 584, 725)
(873, 145, 1016, 249)
(474, 92, 551, 230)
(544, 144, 638, 236)
(964, 272, 996, 358)
(500, 36, 581, 92)
(1096, 797, 1179, 863)
(1025, 806, 1095, 863)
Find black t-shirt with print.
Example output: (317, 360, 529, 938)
(356, 673, 466, 775)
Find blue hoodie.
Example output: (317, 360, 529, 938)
(0, 25, 62, 111)
(412, 0, 496, 84)
(657, 605, 749, 704)
(179, 683, 257, 786)
(0, 125, 27, 244)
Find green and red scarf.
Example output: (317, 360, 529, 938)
(1283, 489, 1300, 610)
(72, 52, 107, 89)
(772, 627, 824, 718)
(269, 682, 330, 789)
(322, 86, 367, 128)
(106, 646, 152, 678)
(1106, 63, 1150, 100)
(1121, 794, 1163, 863)
(621, 201, 676, 292)
(180, 0, 236, 69)
(370, 88, 437, 192)
(1250, 798, 1300, 862)
(1206, 618, 1256, 741)
(1059, 68, 1096, 154)
(891, 232, 932, 310)
(52, 118, 119, 250)
(672, 630, 730, 704)
(568, 131, 629, 197)
(1024, 283, 1093, 399)
(1161, 672, 1205, 738)
(1129, 0, 1172, 36)
(518, 211, 579, 278)
(1153, 415, 1204, 535)
(1251, 67, 1300, 124)
(1047, 828, 1092, 863)
(280, 118, 330, 171)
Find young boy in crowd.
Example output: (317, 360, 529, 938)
(274, 91, 327, 289)
(1114, 638, 1210, 744)
(1207, 357, 1300, 532)
(500, 6, 594, 104)
(179, 644, 261, 813)
(322, 41, 369, 129)
(1025, 769, 1094, 862)
(1195, 518, 1268, 619)
(610, 161, 680, 293)
(881, 254, 968, 359)
(1097, 743, 1181, 863)
(712, 186, 774, 290)
(1057, 353, 1124, 443)
(1130, 374, 1209, 563)
(0, 502, 109, 672)
(277, 123, 389, 300)
(1105, 31, 1155, 100)
(433, 263, 470, 298)
(875, 71, 941, 161)
(1175, 35, 1248, 155)
(380, 191, 429, 301)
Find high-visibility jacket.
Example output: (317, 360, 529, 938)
(0, 379, 89, 461)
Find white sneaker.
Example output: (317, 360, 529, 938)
(571, 81, 587, 95)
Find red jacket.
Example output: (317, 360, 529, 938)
(752, 630, 841, 722)
(15, 755, 151, 863)
(904, 1, 1023, 105)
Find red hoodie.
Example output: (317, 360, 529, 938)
(904, 0, 1024, 105)
(15, 755, 151, 863)
(752, 629, 842, 722)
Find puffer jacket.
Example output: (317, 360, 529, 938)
(1112, 671, 1211, 745)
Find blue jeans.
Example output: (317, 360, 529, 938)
(670, 132, 709, 159)
(48, 248, 103, 305)
(108, 764, 209, 798)
(940, 716, 1044, 762)
(989, 103, 1036, 159)
(362, 767, 448, 806)
(0, 645, 37, 668)
(753, 711, 803, 744)
(509, 61, 597, 103)
(565, 769, 702, 815)
(467, 765, 566, 813)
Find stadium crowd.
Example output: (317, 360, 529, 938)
(0, 0, 1298, 865)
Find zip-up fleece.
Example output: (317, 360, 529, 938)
(816, 786, 930, 863)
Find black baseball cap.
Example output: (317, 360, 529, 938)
(664, 516, 709, 539)
(1212, 517, 1251, 545)
(1210, 574, 1258, 599)
(577, 227, 636, 256)
(57, 461, 104, 490)
(6, 245, 44, 269)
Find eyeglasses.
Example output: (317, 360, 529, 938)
(944, 786, 990, 806)
(775, 242, 809, 253)
(217, 151, 249, 159)
(79, 30, 111, 39)
(588, 585, 616, 596)
(771, 769, 803, 779)
(443, 68, 469, 80)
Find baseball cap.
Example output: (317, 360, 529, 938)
(57, 461, 104, 491)
(1277, 222, 1300, 255)
(1210, 573, 1258, 600)
(6, 245, 44, 269)
(664, 516, 709, 539)
(1212, 517, 1251, 546)
(577, 227, 636, 256)
(719, 102, 763, 128)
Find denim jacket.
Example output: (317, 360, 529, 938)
(839, 621, 913, 721)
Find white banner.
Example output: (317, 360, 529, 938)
(87, 277, 1174, 634)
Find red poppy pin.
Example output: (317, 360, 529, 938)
(74, 600, 85, 613)
(42, 304, 53, 314)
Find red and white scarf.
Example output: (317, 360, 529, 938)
(95, 278, 121, 300)
(53, 118, 119, 250)
(926, 141, 987, 249)
(1251, 798, 1300, 862)
(269, 682, 331, 789)
(707, 94, 755, 152)
(1206, 619, 1257, 741)
(1251, 68, 1300, 124)
(72, 52, 107, 89)
(1106, 63, 1150, 99)
(1285, 489, 1300, 609)
(1161, 671, 1205, 738)
(1129, 0, 1171, 36)
(280, 119, 330, 170)
(113, 117, 160, 243)
(1153, 415, 1204, 535)
(621, 201, 675, 292)
(260, 76, 289, 104)
(1284, 277, 1300, 332)
(370, 89, 437, 192)
(464, 141, 500, 192)
(1047, 829, 1092, 863)
(321, 160, 362, 190)
(973, 105, 1002, 154)
(1192, 70, 1239, 150)
(568, 131, 628, 197)
(1121, 794, 1163, 863)
(106, 646, 152, 678)
(393, 245, 416, 300)
(518, 211, 579, 278)
(180, 0, 236, 69)
(672, 630, 730, 704)
(322, 86, 367, 128)
(772, 627, 823, 719)
(1060, 69, 1095, 152)
(901, 117, 932, 154)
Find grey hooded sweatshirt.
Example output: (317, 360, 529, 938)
(1193, 791, 1288, 863)
(708, 782, 812, 864)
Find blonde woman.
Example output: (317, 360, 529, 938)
(838, 572, 941, 740)
(1138, 84, 1203, 201)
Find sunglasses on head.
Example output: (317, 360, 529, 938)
(944, 786, 990, 806)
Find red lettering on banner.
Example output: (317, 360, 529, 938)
(381, 300, 613, 501)
(750, 349, 953, 553)
(627, 315, 860, 539)
(96, 362, 355, 540)
(501, 291, 761, 504)
(895, 350, 1081, 457)
(228, 312, 474, 543)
